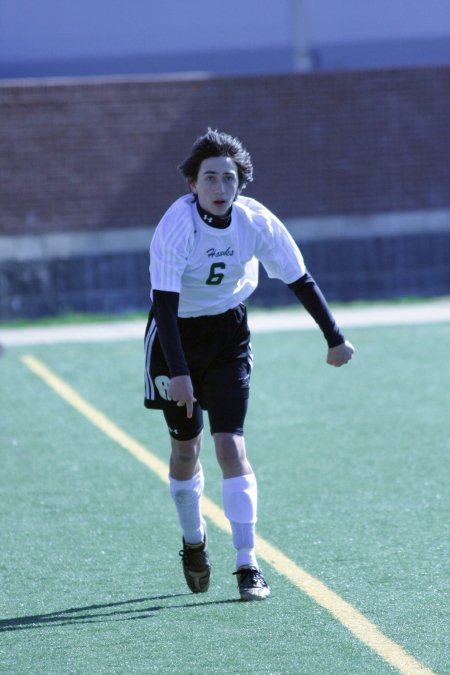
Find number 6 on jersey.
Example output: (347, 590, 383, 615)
(206, 262, 226, 285)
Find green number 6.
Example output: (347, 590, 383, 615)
(206, 262, 226, 285)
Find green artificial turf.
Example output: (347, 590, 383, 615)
(1, 321, 448, 674)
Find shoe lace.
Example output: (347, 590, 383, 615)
(233, 567, 266, 585)
(179, 543, 206, 566)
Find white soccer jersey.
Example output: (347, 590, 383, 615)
(149, 194, 306, 317)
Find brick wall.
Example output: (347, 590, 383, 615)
(2, 67, 450, 236)
(1, 68, 450, 318)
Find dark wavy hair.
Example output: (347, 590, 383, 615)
(178, 128, 253, 191)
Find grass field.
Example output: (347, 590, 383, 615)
(1, 315, 449, 674)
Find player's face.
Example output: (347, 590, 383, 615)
(190, 156, 239, 216)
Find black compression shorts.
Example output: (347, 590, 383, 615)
(162, 396, 249, 441)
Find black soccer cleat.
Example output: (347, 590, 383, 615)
(233, 565, 270, 601)
(179, 534, 211, 593)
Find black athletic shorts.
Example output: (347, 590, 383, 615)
(144, 303, 252, 440)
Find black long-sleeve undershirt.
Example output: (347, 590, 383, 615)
(152, 290, 190, 377)
(288, 272, 345, 347)
(152, 272, 344, 378)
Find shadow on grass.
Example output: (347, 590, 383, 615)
(0, 594, 242, 632)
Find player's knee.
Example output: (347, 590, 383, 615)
(170, 436, 201, 467)
(214, 433, 247, 472)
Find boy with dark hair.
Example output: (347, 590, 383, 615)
(179, 127, 254, 189)
(144, 129, 354, 600)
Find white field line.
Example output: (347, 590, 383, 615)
(1, 299, 450, 346)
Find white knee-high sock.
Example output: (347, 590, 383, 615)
(222, 473, 258, 569)
(169, 467, 205, 545)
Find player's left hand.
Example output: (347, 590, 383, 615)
(327, 340, 355, 367)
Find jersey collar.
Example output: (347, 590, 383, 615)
(196, 201, 232, 229)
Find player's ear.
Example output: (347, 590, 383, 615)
(189, 180, 197, 194)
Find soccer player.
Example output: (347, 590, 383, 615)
(144, 129, 354, 601)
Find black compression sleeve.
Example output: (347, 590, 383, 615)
(152, 290, 190, 377)
(288, 273, 345, 348)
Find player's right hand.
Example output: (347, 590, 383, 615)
(168, 375, 197, 418)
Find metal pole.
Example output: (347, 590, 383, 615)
(289, 0, 312, 71)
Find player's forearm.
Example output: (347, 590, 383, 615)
(152, 290, 190, 376)
(288, 273, 345, 347)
